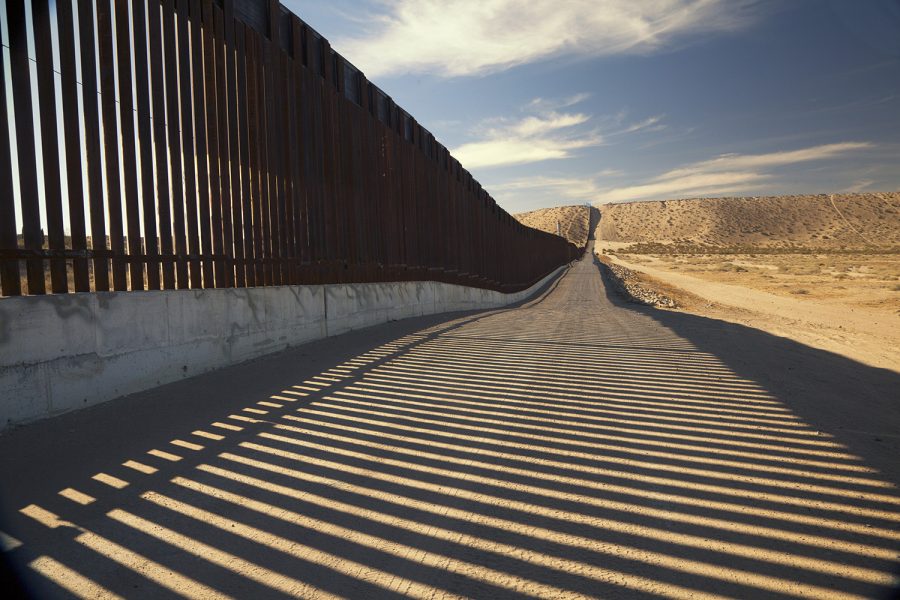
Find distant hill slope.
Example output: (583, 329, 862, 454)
(514, 205, 591, 248)
(598, 193, 900, 249)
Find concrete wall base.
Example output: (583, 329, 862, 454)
(0, 267, 566, 430)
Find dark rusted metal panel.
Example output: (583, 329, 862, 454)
(115, 0, 146, 291)
(33, 0, 68, 293)
(246, 29, 266, 286)
(163, 0, 189, 288)
(232, 0, 267, 33)
(264, 43, 288, 285)
(57, 1, 89, 292)
(149, 0, 175, 289)
(303, 34, 325, 281)
(214, 5, 235, 288)
(177, 0, 202, 288)
(224, 0, 246, 288)
(201, 0, 225, 288)
(97, 0, 129, 291)
(190, 0, 214, 287)
(133, 0, 161, 290)
(235, 23, 257, 286)
(293, 54, 311, 275)
(1, 0, 576, 296)
(320, 39, 338, 282)
(255, 32, 274, 286)
(279, 51, 298, 283)
(76, 0, 110, 292)
(7, 0, 45, 294)
(0, 15, 20, 296)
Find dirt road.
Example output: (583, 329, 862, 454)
(2, 248, 898, 598)
(607, 254, 900, 372)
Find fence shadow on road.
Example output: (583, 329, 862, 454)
(2, 261, 900, 598)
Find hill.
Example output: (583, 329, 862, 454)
(514, 205, 591, 248)
(597, 192, 900, 250)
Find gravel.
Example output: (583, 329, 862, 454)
(598, 258, 677, 308)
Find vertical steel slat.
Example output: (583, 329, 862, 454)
(289, 17, 307, 280)
(189, 0, 213, 287)
(57, 0, 90, 292)
(258, 34, 275, 286)
(266, 40, 285, 285)
(305, 44, 325, 281)
(7, 0, 46, 294)
(235, 23, 256, 286)
(77, 0, 110, 292)
(115, 0, 145, 290)
(32, 0, 68, 293)
(97, 0, 129, 291)
(132, 0, 161, 290)
(0, 13, 20, 296)
(214, 5, 234, 288)
(279, 51, 297, 283)
(223, 0, 245, 288)
(201, 0, 224, 288)
(288, 24, 307, 280)
(177, 0, 201, 287)
(266, 42, 284, 285)
(320, 40, 337, 282)
(149, 0, 175, 289)
(164, 0, 190, 288)
(246, 30, 265, 285)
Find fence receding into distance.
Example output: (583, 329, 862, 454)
(0, 0, 581, 298)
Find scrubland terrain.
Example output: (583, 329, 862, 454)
(514, 204, 591, 247)
(599, 192, 900, 249)
(595, 193, 900, 371)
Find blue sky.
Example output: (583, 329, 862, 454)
(285, 0, 900, 213)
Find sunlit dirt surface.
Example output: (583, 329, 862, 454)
(2, 248, 899, 598)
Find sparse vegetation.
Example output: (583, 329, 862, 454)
(514, 205, 591, 247)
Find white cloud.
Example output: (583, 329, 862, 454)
(485, 142, 875, 209)
(491, 176, 603, 200)
(339, 0, 758, 78)
(452, 97, 602, 169)
(843, 179, 875, 193)
(662, 142, 874, 178)
(613, 115, 667, 135)
(451, 97, 662, 169)
(596, 142, 874, 203)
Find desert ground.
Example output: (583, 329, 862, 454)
(583, 194, 900, 371)
(514, 204, 591, 248)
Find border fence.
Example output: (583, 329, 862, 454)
(0, 0, 581, 298)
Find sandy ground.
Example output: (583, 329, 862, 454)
(598, 193, 900, 250)
(605, 253, 900, 372)
(594, 193, 900, 372)
(514, 205, 591, 247)
(2, 248, 899, 598)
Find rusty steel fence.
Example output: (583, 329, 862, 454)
(0, 0, 581, 298)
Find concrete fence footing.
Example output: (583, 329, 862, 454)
(0, 266, 566, 430)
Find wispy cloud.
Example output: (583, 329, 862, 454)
(487, 142, 874, 208)
(596, 142, 874, 203)
(452, 111, 601, 169)
(451, 95, 601, 169)
(339, 0, 759, 78)
(612, 115, 667, 135)
(451, 97, 661, 169)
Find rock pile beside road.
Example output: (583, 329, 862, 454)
(599, 258, 677, 308)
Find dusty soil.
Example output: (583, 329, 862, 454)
(592, 193, 900, 372)
(598, 193, 900, 250)
(514, 205, 591, 247)
(602, 251, 900, 372)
